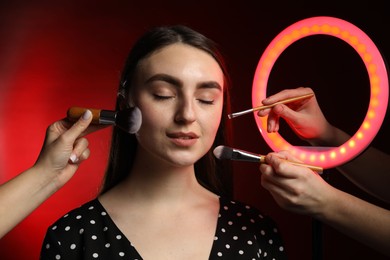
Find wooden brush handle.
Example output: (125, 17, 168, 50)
(67, 107, 102, 124)
(259, 155, 323, 173)
(287, 161, 323, 174)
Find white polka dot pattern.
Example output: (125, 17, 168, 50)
(209, 198, 286, 259)
(40, 197, 287, 259)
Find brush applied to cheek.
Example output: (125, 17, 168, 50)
(67, 106, 142, 134)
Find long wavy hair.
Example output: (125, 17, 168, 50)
(99, 25, 233, 196)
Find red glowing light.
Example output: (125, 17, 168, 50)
(252, 16, 388, 169)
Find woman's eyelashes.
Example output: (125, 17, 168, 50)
(152, 93, 215, 105)
(153, 94, 173, 100)
(197, 99, 214, 105)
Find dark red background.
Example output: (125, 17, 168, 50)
(1, 1, 389, 259)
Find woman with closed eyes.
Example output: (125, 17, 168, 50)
(40, 25, 287, 259)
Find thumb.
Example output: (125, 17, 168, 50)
(63, 110, 93, 141)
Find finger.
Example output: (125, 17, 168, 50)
(79, 148, 91, 162)
(260, 165, 288, 193)
(44, 119, 73, 145)
(259, 163, 273, 175)
(69, 137, 89, 163)
(266, 154, 299, 178)
(260, 162, 287, 185)
(261, 87, 312, 105)
(62, 110, 93, 142)
(261, 91, 294, 105)
(261, 173, 288, 197)
(70, 148, 90, 164)
(277, 150, 302, 162)
(267, 110, 280, 132)
(270, 153, 315, 179)
(257, 107, 271, 117)
(67, 116, 109, 138)
(271, 104, 304, 126)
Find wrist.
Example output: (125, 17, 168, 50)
(308, 125, 349, 147)
(29, 163, 62, 194)
(310, 186, 335, 221)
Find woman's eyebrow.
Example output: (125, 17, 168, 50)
(198, 81, 222, 91)
(145, 73, 222, 91)
(145, 73, 181, 86)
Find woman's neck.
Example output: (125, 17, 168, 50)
(115, 152, 214, 204)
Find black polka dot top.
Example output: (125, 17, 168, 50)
(40, 197, 287, 259)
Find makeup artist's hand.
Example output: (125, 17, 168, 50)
(257, 87, 337, 146)
(259, 150, 331, 215)
(257, 87, 390, 204)
(0, 110, 107, 238)
(34, 110, 103, 189)
(259, 150, 390, 256)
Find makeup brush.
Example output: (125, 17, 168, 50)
(228, 93, 314, 119)
(213, 145, 323, 173)
(67, 106, 142, 134)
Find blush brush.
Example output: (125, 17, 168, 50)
(213, 145, 323, 173)
(67, 106, 142, 134)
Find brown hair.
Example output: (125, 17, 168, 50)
(100, 25, 233, 196)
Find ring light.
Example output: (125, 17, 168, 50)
(252, 16, 388, 169)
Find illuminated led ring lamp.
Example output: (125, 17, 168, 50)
(252, 16, 388, 169)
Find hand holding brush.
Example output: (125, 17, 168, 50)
(67, 106, 142, 134)
(213, 145, 323, 173)
(228, 92, 314, 119)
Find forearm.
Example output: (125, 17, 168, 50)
(308, 126, 390, 203)
(316, 187, 390, 256)
(307, 124, 349, 147)
(337, 147, 390, 203)
(0, 166, 58, 238)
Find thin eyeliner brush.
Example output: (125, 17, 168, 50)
(228, 93, 314, 119)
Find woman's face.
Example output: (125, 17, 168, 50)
(132, 43, 224, 167)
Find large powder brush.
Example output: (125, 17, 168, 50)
(67, 106, 142, 134)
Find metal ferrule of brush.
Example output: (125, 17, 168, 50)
(232, 148, 261, 162)
(99, 110, 117, 124)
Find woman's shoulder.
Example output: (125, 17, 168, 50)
(47, 198, 104, 230)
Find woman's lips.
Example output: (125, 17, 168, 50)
(167, 132, 199, 147)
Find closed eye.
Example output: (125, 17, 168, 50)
(153, 94, 175, 100)
(197, 99, 214, 105)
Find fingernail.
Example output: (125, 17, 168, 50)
(69, 154, 78, 163)
(82, 110, 92, 120)
(267, 123, 271, 132)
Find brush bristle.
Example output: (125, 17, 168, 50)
(128, 107, 142, 133)
(116, 107, 142, 134)
(213, 145, 233, 160)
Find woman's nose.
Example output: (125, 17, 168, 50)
(174, 99, 196, 124)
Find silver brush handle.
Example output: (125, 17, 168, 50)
(232, 148, 323, 173)
(231, 149, 263, 163)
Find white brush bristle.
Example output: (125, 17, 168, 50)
(213, 145, 233, 160)
(128, 107, 142, 134)
(116, 106, 142, 134)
